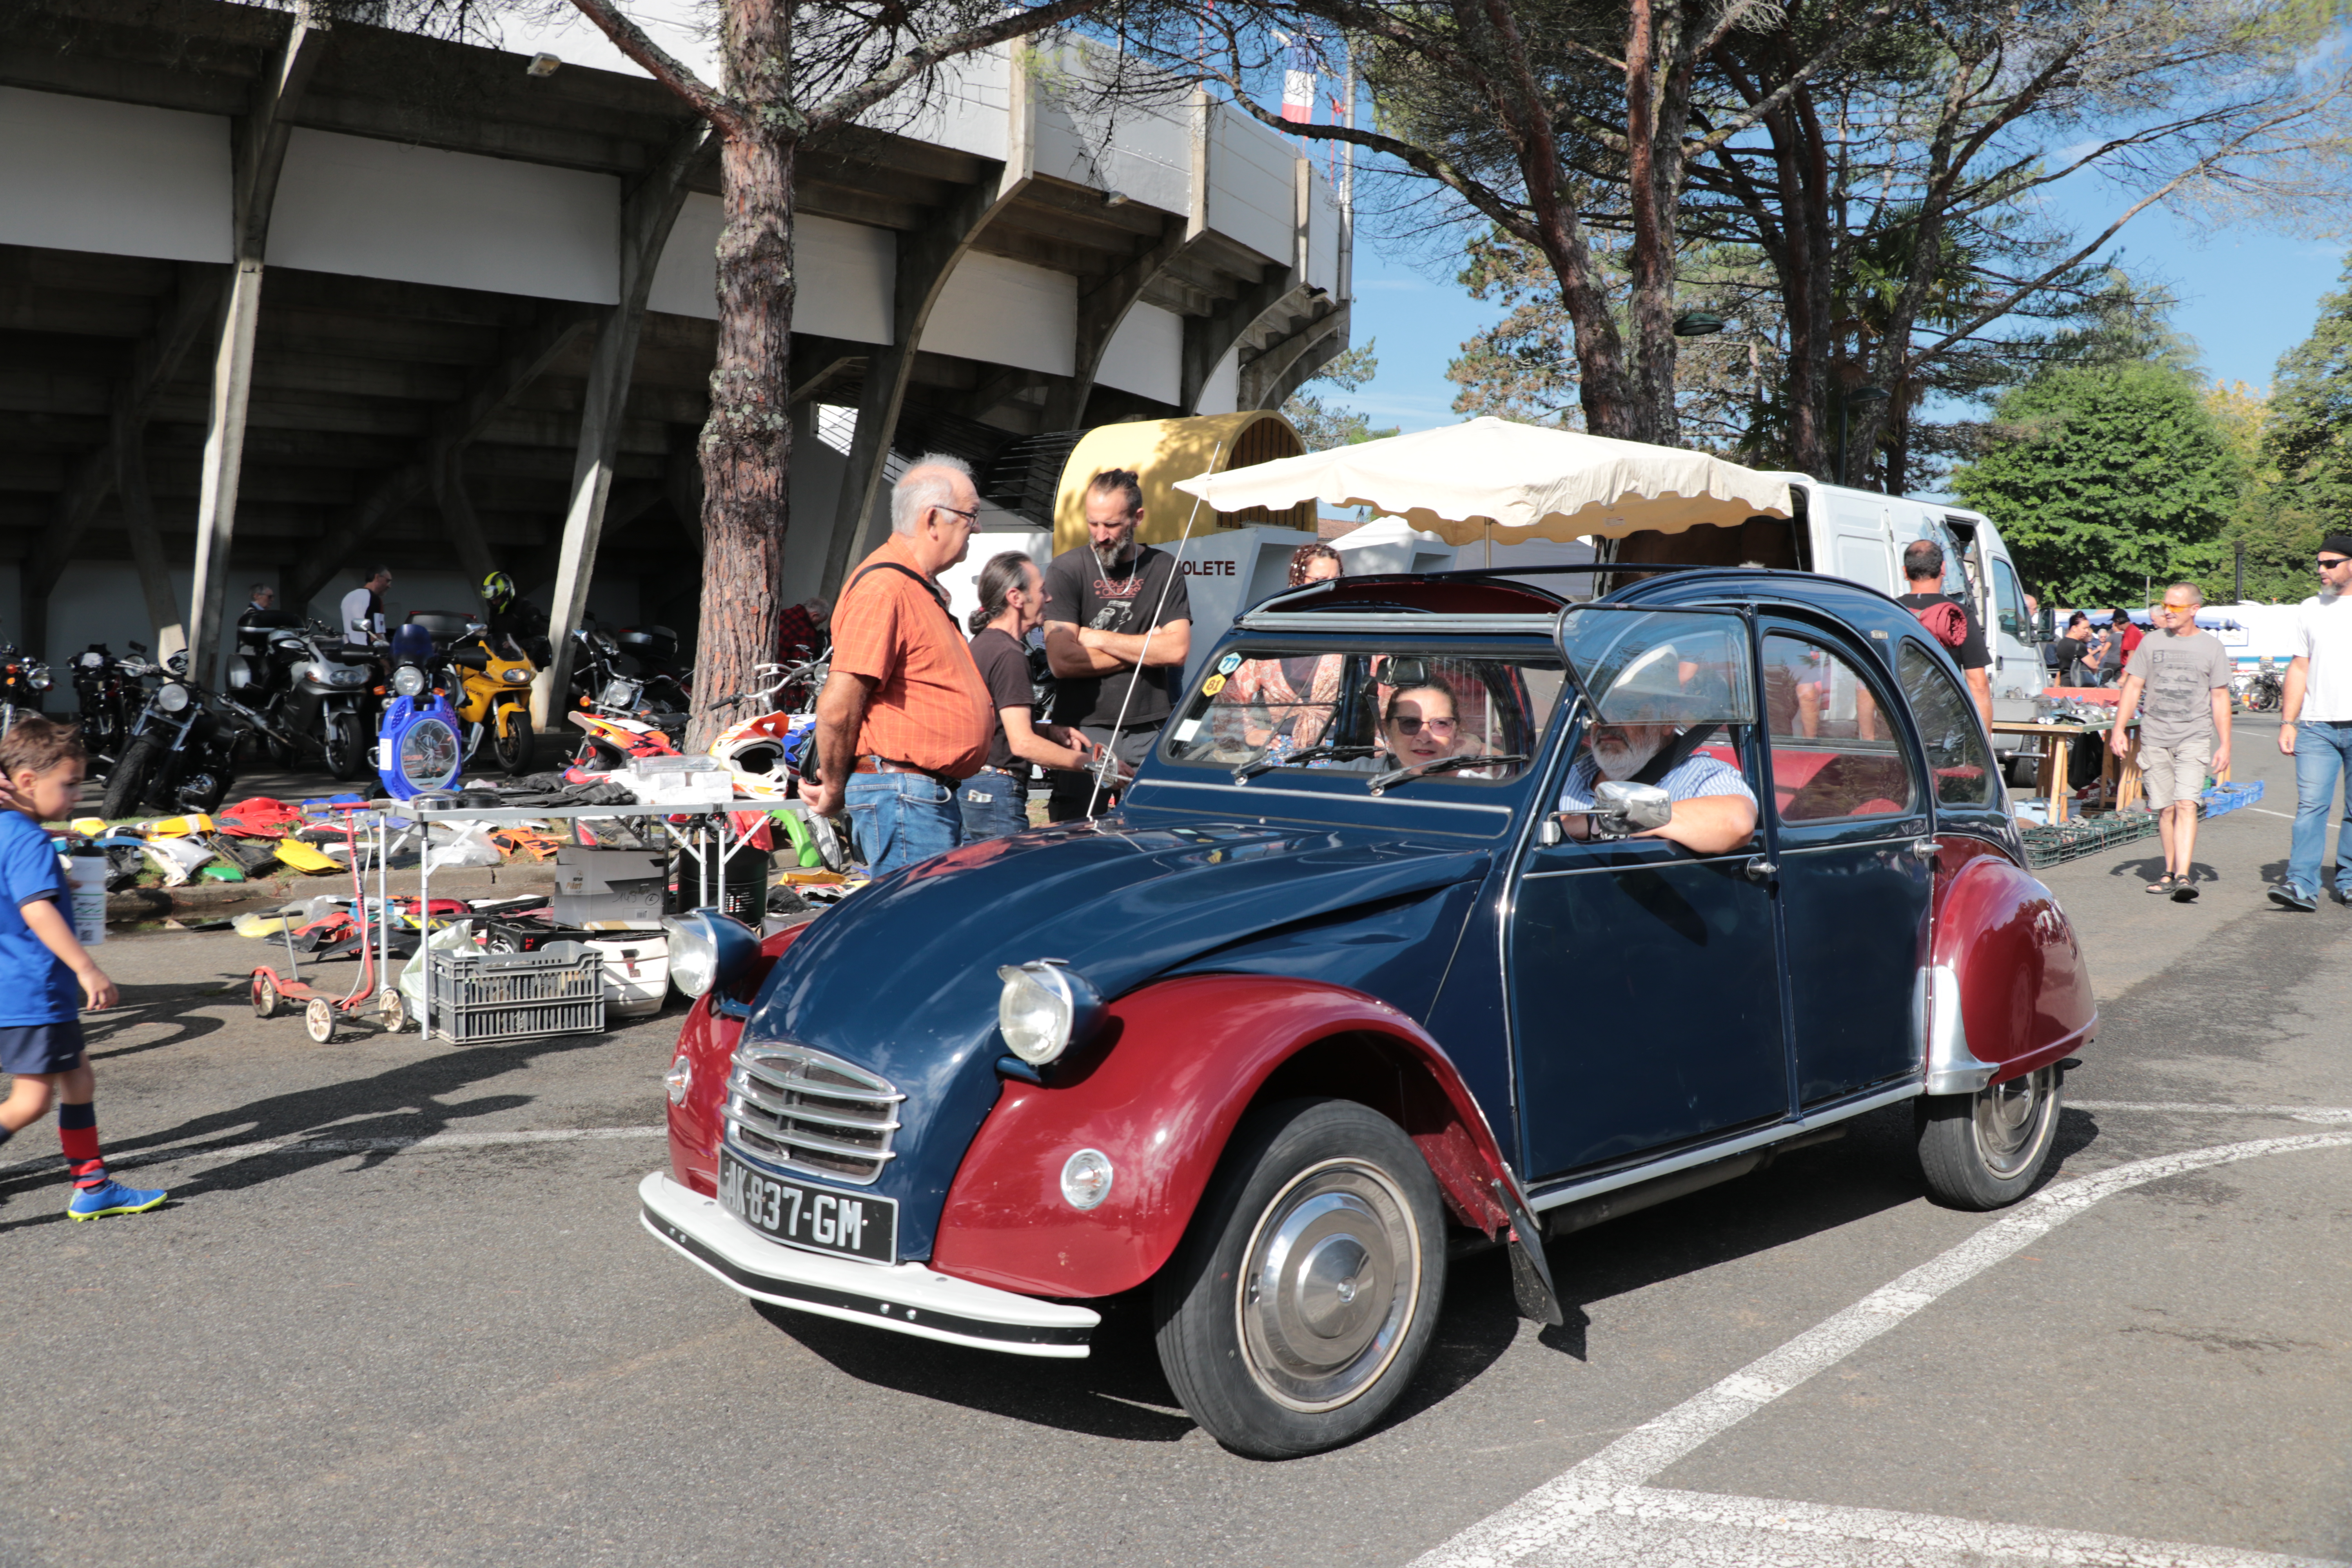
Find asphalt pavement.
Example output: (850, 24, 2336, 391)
(2, 716, 2346, 1568)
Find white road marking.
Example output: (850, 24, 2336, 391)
(2244, 807, 2296, 819)
(0, 1124, 664, 1181)
(2074, 1100, 2352, 1123)
(1414, 1131, 2352, 1568)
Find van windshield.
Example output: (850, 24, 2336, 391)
(1161, 645, 1568, 788)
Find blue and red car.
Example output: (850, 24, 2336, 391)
(643, 567, 2097, 1457)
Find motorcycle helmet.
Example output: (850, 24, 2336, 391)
(710, 712, 809, 800)
(481, 570, 515, 611)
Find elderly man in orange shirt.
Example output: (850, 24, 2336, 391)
(803, 456, 995, 876)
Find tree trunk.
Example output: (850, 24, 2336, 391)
(690, 0, 795, 753)
(1623, 0, 1676, 445)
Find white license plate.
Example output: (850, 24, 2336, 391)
(717, 1148, 896, 1264)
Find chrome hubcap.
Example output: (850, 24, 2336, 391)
(1238, 1160, 1420, 1413)
(1974, 1067, 2058, 1178)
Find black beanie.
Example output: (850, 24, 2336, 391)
(2325, 532, 2352, 558)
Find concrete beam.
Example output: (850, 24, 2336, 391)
(1181, 265, 1289, 414)
(536, 122, 712, 727)
(818, 55, 1037, 596)
(186, 3, 331, 684)
(1240, 301, 1348, 411)
(1041, 215, 1191, 430)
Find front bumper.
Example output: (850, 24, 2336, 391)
(637, 1172, 1099, 1358)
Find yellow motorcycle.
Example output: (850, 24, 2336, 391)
(445, 626, 538, 775)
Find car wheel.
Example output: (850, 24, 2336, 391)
(1153, 1098, 1447, 1459)
(1916, 1066, 2061, 1209)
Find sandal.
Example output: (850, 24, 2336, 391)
(2171, 877, 2200, 903)
(2147, 873, 2177, 894)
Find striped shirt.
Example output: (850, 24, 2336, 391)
(1556, 752, 1757, 814)
(832, 535, 994, 779)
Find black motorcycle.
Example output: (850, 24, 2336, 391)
(567, 620, 687, 725)
(101, 653, 252, 818)
(71, 643, 145, 772)
(0, 642, 53, 738)
(229, 618, 378, 779)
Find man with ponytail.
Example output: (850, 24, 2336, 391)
(962, 552, 1096, 838)
(0, 717, 163, 1220)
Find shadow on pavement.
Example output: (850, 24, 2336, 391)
(76, 981, 237, 1060)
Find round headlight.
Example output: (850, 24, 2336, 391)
(392, 665, 426, 697)
(1060, 1148, 1114, 1210)
(30, 671, 50, 690)
(662, 909, 760, 1000)
(995, 960, 1102, 1067)
(156, 682, 191, 713)
(664, 1055, 692, 1105)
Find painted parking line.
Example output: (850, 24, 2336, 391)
(1414, 1131, 2352, 1568)
(2074, 1100, 2352, 1123)
(0, 1124, 664, 1183)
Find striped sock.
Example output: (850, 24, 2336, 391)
(58, 1102, 104, 1191)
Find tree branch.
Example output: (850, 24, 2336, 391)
(809, 0, 1126, 133)
(562, 0, 742, 133)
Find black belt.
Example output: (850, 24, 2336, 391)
(855, 755, 962, 788)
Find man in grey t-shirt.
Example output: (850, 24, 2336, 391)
(2112, 583, 2232, 901)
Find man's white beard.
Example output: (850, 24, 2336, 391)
(1593, 728, 1665, 781)
(1093, 528, 1138, 577)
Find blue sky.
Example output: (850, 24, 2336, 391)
(1337, 205, 2350, 436)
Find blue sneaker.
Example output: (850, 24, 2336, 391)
(67, 1180, 167, 1221)
(2270, 884, 2318, 912)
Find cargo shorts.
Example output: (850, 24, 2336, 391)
(2137, 735, 2213, 811)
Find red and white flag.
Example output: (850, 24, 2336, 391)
(1274, 32, 1317, 123)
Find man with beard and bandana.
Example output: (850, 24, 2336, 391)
(1553, 655, 1759, 855)
(1040, 468, 1193, 820)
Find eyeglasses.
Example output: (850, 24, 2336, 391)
(2320, 556, 2350, 569)
(1391, 716, 1458, 737)
(933, 505, 978, 524)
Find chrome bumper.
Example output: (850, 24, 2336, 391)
(637, 1172, 1099, 1358)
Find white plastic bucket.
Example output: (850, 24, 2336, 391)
(65, 854, 106, 946)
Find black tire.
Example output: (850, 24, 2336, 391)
(323, 709, 369, 780)
(1916, 1066, 2062, 1210)
(1153, 1098, 1448, 1459)
(490, 704, 535, 775)
(101, 734, 162, 819)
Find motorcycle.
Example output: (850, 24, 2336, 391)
(0, 643, 53, 739)
(2239, 657, 2284, 713)
(101, 653, 253, 818)
(230, 619, 378, 779)
(425, 617, 539, 775)
(567, 621, 687, 725)
(71, 643, 142, 771)
(612, 622, 691, 708)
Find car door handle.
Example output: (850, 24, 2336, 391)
(1909, 837, 1939, 859)
(1743, 856, 1778, 884)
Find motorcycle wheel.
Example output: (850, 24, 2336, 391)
(101, 734, 162, 820)
(490, 707, 535, 775)
(323, 710, 368, 781)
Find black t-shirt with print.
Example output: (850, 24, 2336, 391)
(1040, 544, 1193, 729)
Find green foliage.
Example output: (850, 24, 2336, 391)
(2260, 260, 2352, 521)
(1282, 340, 1397, 452)
(1950, 361, 2245, 606)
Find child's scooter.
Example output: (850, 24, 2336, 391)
(249, 807, 407, 1042)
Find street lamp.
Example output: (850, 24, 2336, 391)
(1838, 385, 1889, 488)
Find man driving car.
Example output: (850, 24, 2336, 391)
(1555, 653, 1758, 855)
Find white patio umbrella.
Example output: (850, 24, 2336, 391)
(1171, 416, 1792, 546)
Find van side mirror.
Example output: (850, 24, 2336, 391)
(1588, 780, 1673, 839)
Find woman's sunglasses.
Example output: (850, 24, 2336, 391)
(1391, 716, 1458, 736)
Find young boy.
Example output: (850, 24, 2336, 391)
(0, 717, 163, 1219)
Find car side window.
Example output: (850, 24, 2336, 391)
(1760, 633, 1917, 824)
(1896, 640, 1998, 808)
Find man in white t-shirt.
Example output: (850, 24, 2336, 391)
(340, 565, 392, 651)
(2272, 533, 2352, 910)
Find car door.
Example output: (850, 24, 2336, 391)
(1508, 607, 1790, 1181)
(1987, 555, 2041, 722)
(1756, 620, 1934, 1105)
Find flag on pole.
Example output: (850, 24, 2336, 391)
(1273, 31, 1317, 123)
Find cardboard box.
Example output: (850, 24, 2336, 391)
(551, 848, 667, 928)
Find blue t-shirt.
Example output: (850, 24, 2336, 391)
(1557, 751, 1758, 813)
(0, 811, 79, 1026)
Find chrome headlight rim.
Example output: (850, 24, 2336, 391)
(155, 682, 191, 713)
(995, 960, 1102, 1067)
(662, 908, 760, 1000)
(391, 665, 427, 697)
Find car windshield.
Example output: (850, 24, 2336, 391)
(1161, 644, 1568, 787)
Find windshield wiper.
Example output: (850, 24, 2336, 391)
(1367, 752, 1530, 795)
(1233, 743, 1379, 784)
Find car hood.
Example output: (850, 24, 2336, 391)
(746, 820, 1493, 1258)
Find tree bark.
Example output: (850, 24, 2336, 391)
(691, 2, 795, 753)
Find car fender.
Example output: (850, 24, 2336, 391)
(926, 975, 1515, 1300)
(666, 921, 815, 1195)
(1927, 844, 2096, 1091)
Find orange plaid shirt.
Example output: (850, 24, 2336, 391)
(831, 534, 994, 779)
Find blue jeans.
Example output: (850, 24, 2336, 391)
(844, 771, 964, 878)
(958, 768, 1029, 840)
(2289, 721, 2352, 897)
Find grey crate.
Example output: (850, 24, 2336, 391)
(428, 947, 604, 1043)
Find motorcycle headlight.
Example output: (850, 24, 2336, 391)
(995, 960, 1101, 1067)
(29, 671, 50, 690)
(392, 666, 426, 697)
(662, 909, 761, 1000)
(336, 666, 365, 687)
(502, 668, 531, 684)
(156, 682, 191, 713)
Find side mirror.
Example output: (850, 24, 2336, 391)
(129, 641, 149, 656)
(1589, 780, 1673, 839)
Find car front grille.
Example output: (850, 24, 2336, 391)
(723, 1041, 903, 1186)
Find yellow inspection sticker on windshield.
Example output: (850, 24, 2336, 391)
(1201, 674, 1226, 697)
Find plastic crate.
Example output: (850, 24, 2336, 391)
(426, 947, 604, 1043)
(2198, 780, 2264, 820)
(2020, 811, 2160, 869)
